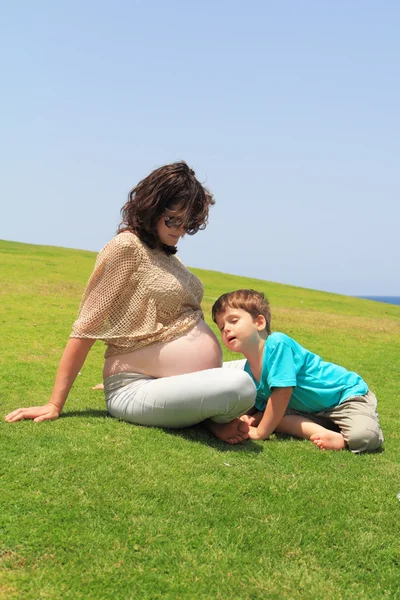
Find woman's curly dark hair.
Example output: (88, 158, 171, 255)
(118, 161, 215, 255)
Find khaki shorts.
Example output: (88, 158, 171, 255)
(285, 390, 384, 453)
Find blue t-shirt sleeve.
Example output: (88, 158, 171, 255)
(266, 340, 297, 389)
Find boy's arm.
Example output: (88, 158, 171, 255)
(248, 387, 293, 440)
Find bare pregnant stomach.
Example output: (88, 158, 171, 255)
(103, 319, 223, 379)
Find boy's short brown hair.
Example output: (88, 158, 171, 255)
(212, 289, 271, 334)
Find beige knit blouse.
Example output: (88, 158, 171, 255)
(70, 231, 204, 357)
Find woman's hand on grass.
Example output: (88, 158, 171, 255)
(5, 402, 60, 423)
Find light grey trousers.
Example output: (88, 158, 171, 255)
(104, 360, 255, 428)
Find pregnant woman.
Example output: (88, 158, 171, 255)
(5, 162, 256, 444)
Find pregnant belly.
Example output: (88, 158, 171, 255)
(103, 319, 223, 378)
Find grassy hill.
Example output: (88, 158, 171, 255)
(1, 239, 399, 599)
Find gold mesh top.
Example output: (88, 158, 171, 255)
(71, 231, 204, 357)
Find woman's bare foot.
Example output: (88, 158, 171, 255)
(310, 431, 346, 451)
(92, 383, 104, 391)
(205, 418, 250, 444)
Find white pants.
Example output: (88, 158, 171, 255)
(104, 360, 254, 428)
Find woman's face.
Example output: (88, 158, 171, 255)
(155, 206, 187, 247)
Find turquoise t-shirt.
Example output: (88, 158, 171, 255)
(244, 332, 368, 413)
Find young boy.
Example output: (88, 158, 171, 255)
(212, 289, 384, 453)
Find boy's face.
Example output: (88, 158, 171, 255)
(215, 306, 266, 354)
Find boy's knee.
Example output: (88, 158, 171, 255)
(347, 427, 383, 453)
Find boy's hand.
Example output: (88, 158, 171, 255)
(248, 426, 263, 440)
(240, 410, 264, 427)
(253, 387, 293, 440)
(240, 414, 256, 426)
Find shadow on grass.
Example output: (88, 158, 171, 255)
(60, 410, 263, 453)
(166, 424, 264, 454)
(59, 412, 385, 455)
(60, 409, 110, 419)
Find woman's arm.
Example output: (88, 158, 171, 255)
(4, 337, 95, 423)
(248, 387, 293, 440)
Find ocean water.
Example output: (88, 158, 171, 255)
(359, 296, 400, 306)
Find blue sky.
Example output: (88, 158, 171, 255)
(1, 1, 399, 295)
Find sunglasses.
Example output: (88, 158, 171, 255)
(164, 215, 205, 235)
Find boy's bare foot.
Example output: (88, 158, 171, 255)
(92, 383, 104, 391)
(310, 431, 346, 451)
(206, 418, 250, 444)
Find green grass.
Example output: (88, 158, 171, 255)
(1, 238, 400, 600)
